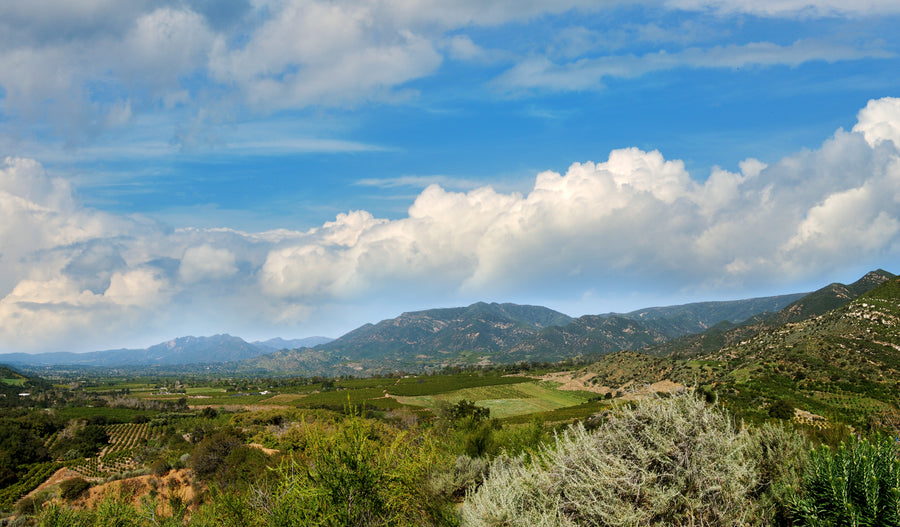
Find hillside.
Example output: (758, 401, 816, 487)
(573, 274, 900, 430)
(2, 275, 884, 376)
(500, 315, 669, 363)
(316, 302, 573, 362)
(313, 294, 821, 372)
(613, 292, 807, 337)
(647, 270, 895, 358)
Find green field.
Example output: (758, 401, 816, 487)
(1, 378, 25, 386)
(395, 381, 594, 418)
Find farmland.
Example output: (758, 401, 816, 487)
(0, 368, 608, 519)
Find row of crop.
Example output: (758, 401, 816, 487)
(103, 422, 160, 456)
(106, 422, 150, 448)
(101, 448, 135, 464)
(0, 461, 62, 510)
(67, 457, 103, 479)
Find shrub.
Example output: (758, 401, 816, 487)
(16, 490, 50, 516)
(149, 459, 170, 477)
(190, 431, 243, 481)
(429, 455, 491, 500)
(59, 477, 91, 500)
(745, 422, 809, 525)
(36, 502, 84, 527)
(769, 399, 795, 420)
(52, 424, 109, 458)
(791, 435, 900, 526)
(240, 409, 453, 526)
(462, 393, 803, 526)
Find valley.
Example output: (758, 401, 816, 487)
(1, 269, 899, 526)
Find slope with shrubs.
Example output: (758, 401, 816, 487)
(648, 269, 895, 359)
(570, 276, 900, 431)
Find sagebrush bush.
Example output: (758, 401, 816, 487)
(791, 435, 900, 526)
(462, 392, 805, 527)
(745, 422, 809, 525)
(429, 455, 491, 500)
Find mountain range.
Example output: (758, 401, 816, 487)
(0, 271, 892, 376)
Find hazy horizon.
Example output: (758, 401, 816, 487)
(1, 1, 899, 353)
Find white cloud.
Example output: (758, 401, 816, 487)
(2, 0, 892, 145)
(2, 98, 900, 352)
(853, 96, 900, 150)
(258, 97, 900, 302)
(494, 39, 892, 92)
(667, 0, 900, 17)
(179, 245, 239, 283)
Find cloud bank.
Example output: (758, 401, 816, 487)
(2, 97, 899, 352)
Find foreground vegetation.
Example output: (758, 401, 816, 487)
(0, 363, 897, 526)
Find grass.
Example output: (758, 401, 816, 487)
(395, 381, 593, 419)
(502, 400, 608, 424)
(388, 373, 532, 397)
(54, 407, 156, 422)
(184, 387, 227, 395)
(1, 378, 26, 386)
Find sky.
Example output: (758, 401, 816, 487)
(2, 0, 900, 353)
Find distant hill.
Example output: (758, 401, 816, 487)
(500, 315, 669, 363)
(317, 302, 573, 363)
(2, 334, 285, 367)
(501, 293, 808, 363)
(612, 293, 807, 337)
(3, 274, 887, 376)
(253, 336, 334, 351)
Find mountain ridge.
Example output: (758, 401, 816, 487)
(2, 272, 890, 374)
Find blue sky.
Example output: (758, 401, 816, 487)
(2, 0, 900, 352)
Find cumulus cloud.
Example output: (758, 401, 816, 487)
(257, 97, 900, 303)
(3, 98, 900, 351)
(853, 97, 900, 149)
(179, 245, 238, 283)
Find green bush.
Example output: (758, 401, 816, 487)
(59, 477, 91, 500)
(149, 459, 170, 477)
(462, 393, 805, 526)
(52, 424, 109, 458)
(189, 431, 243, 481)
(16, 490, 51, 516)
(232, 409, 454, 527)
(745, 422, 810, 525)
(769, 399, 795, 420)
(791, 435, 900, 526)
